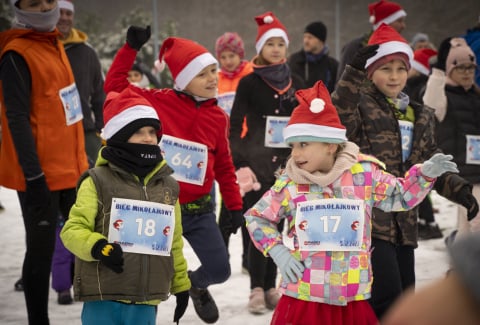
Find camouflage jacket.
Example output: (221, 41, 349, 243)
(331, 65, 471, 247)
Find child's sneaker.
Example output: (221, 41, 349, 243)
(248, 287, 267, 314)
(265, 288, 281, 310)
(189, 286, 219, 323)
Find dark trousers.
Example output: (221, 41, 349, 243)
(218, 202, 250, 269)
(17, 188, 76, 325)
(418, 195, 435, 223)
(369, 238, 415, 320)
(242, 188, 283, 290)
(182, 211, 231, 289)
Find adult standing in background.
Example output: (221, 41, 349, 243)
(56, 0, 104, 164)
(288, 21, 338, 93)
(0, 0, 88, 323)
(337, 0, 407, 81)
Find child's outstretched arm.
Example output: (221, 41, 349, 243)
(373, 153, 457, 212)
(104, 26, 151, 94)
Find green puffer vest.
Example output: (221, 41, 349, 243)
(73, 164, 179, 303)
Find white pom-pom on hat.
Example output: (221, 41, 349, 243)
(369, 15, 376, 24)
(154, 59, 166, 73)
(264, 15, 274, 24)
(310, 98, 325, 113)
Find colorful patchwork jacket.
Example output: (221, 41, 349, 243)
(245, 154, 434, 306)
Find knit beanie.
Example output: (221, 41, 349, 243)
(58, 0, 74, 12)
(215, 32, 245, 59)
(102, 87, 160, 142)
(368, 0, 406, 30)
(254, 11, 289, 54)
(304, 21, 327, 42)
(283, 81, 347, 144)
(410, 33, 429, 48)
(446, 38, 477, 77)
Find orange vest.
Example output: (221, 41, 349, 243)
(217, 61, 253, 95)
(0, 29, 88, 191)
(217, 61, 253, 138)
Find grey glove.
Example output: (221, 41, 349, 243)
(269, 244, 304, 284)
(421, 153, 458, 178)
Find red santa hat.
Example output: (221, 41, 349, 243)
(58, 0, 74, 12)
(283, 81, 347, 144)
(365, 23, 413, 70)
(254, 11, 289, 54)
(157, 37, 218, 90)
(368, 0, 406, 30)
(102, 87, 160, 142)
(411, 48, 438, 76)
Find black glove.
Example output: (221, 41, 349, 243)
(126, 25, 151, 51)
(173, 290, 189, 324)
(349, 44, 380, 71)
(430, 37, 452, 72)
(457, 186, 479, 221)
(25, 174, 51, 209)
(229, 210, 245, 235)
(91, 239, 124, 273)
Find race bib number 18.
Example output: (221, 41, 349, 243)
(108, 198, 175, 256)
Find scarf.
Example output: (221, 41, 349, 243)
(13, 5, 60, 32)
(305, 46, 329, 63)
(101, 140, 163, 178)
(253, 58, 292, 94)
(220, 60, 248, 79)
(285, 142, 359, 187)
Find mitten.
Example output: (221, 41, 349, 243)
(269, 244, 304, 284)
(25, 174, 51, 209)
(430, 37, 452, 72)
(349, 44, 380, 71)
(126, 25, 151, 51)
(236, 167, 261, 197)
(457, 186, 479, 221)
(421, 153, 458, 179)
(173, 290, 189, 324)
(229, 210, 245, 234)
(91, 239, 124, 273)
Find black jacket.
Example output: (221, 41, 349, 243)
(288, 49, 338, 92)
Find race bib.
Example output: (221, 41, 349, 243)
(295, 199, 365, 251)
(466, 135, 480, 165)
(399, 120, 413, 162)
(265, 116, 289, 148)
(108, 198, 175, 256)
(217, 91, 236, 116)
(59, 83, 83, 126)
(159, 135, 208, 185)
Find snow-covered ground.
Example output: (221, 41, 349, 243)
(0, 187, 456, 324)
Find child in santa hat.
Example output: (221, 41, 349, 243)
(228, 11, 305, 315)
(245, 80, 456, 325)
(331, 23, 479, 319)
(60, 87, 190, 325)
(104, 27, 243, 324)
(214, 31, 254, 272)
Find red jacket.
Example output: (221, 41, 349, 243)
(0, 29, 88, 191)
(105, 44, 242, 211)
